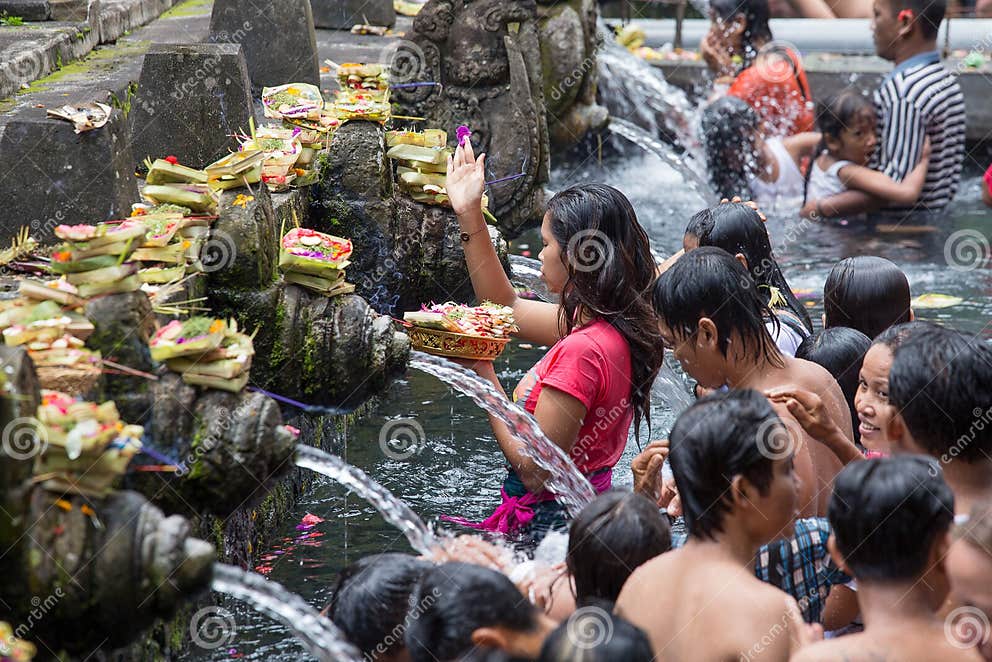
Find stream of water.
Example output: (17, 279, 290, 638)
(408, 351, 597, 516)
(210, 563, 363, 662)
(295, 445, 438, 555)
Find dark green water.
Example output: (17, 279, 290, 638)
(185, 154, 991, 660)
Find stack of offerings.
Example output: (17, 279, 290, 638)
(34, 390, 143, 497)
(129, 203, 213, 279)
(49, 220, 148, 298)
(150, 317, 253, 392)
(278, 228, 354, 296)
(262, 83, 340, 135)
(333, 63, 390, 122)
(240, 127, 303, 191)
(142, 157, 219, 215)
(386, 129, 452, 205)
(0, 296, 99, 394)
(385, 130, 491, 210)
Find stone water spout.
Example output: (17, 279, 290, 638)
(0, 346, 215, 656)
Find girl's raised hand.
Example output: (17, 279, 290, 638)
(446, 141, 486, 217)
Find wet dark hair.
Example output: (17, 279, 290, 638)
(567, 491, 671, 605)
(701, 97, 760, 200)
(686, 203, 813, 334)
(709, 0, 772, 68)
(669, 389, 779, 540)
(888, 325, 992, 463)
(872, 319, 940, 352)
(889, 0, 945, 39)
(405, 562, 539, 662)
(803, 89, 876, 204)
(538, 608, 654, 662)
(653, 246, 784, 368)
(823, 256, 911, 339)
(796, 327, 871, 445)
(829, 456, 953, 582)
(325, 553, 431, 660)
(547, 184, 665, 440)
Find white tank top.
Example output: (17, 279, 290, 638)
(807, 157, 854, 201)
(749, 138, 805, 204)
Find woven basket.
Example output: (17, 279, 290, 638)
(407, 326, 510, 361)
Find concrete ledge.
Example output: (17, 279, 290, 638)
(633, 18, 992, 55)
(0, 26, 97, 100)
(0, 0, 51, 21)
(651, 55, 992, 146)
(0, 0, 183, 102)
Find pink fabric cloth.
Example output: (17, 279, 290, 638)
(864, 449, 888, 459)
(984, 163, 992, 198)
(443, 469, 614, 534)
(512, 319, 633, 474)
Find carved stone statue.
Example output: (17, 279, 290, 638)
(391, 0, 551, 237)
(537, 0, 609, 148)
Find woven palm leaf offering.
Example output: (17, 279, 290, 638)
(240, 126, 303, 191)
(163, 320, 254, 392)
(403, 301, 518, 361)
(48, 220, 147, 298)
(278, 228, 355, 297)
(263, 83, 324, 121)
(149, 316, 227, 362)
(0, 295, 100, 394)
(205, 149, 265, 191)
(0, 620, 36, 661)
(333, 63, 391, 122)
(141, 156, 218, 214)
(385, 128, 491, 212)
(34, 390, 143, 497)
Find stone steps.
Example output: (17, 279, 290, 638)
(0, 0, 185, 102)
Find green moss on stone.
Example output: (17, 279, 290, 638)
(161, 0, 214, 19)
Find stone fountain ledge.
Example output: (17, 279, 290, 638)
(0, 0, 192, 101)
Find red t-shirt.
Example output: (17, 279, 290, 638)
(728, 48, 814, 137)
(512, 319, 633, 474)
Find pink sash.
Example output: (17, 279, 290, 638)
(443, 469, 614, 534)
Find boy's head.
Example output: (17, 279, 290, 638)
(669, 389, 799, 544)
(567, 490, 671, 605)
(653, 247, 782, 389)
(405, 562, 553, 662)
(872, 0, 945, 60)
(538, 607, 654, 662)
(700, 97, 761, 200)
(325, 553, 431, 662)
(828, 456, 953, 601)
(887, 325, 992, 464)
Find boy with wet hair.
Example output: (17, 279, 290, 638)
(886, 325, 992, 519)
(793, 456, 981, 661)
(617, 389, 820, 660)
(405, 562, 555, 662)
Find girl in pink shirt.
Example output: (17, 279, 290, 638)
(444, 140, 664, 542)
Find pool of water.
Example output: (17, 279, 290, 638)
(183, 149, 991, 660)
